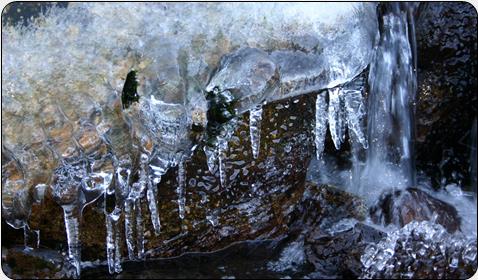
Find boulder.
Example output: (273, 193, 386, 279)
(369, 187, 461, 233)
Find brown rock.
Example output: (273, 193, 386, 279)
(369, 187, 461, 233)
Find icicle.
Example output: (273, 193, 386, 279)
(62, 205, 81, 277)
(124, 200, 135, 260)
(315, 92, 328, 159)
(106, 209, 122, 274)
(106, 213, 115, 274)
(344, 84, 368, 149)
(135, 199, 144, 259)
(203, 146, 217, 174)
(249, 105, 263, 159)
(217, 131, 229, 188)
(113, 216, 122, 274)
(147, 178, 161, 235)
(138, 153, 161, 236)
(218, 154, 227, 188)
(328, 87, 345, 150)
(177, 159, 186, 220)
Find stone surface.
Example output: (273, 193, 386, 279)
(305, 222, 386, 278)
(369, 187, 461, 233)
(415, 2, 478, 189)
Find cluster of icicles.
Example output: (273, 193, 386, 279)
(50, 72, 367, 277)
(314, 74, 368, 159)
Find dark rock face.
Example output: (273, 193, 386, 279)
(305, 222, 386, 278)
(1, 246, 72, 279)
(415, 2, 478, 188)
(290, 184, 384, 278)
(369, 187, 461, 233)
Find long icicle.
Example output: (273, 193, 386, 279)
(124, 199, 135, 260)
(146, 177, 161, 235)
(328, 87, 345, 150)
(106, 208, 122, 274)
(343, 77, 368, 149)
(177, 158, 186, 220)
(62, 204, 81, 277)
(315, 91, 329, 159)
(249, 105, 263, 159)
(135, 198, 144, 259)
(141, 153, 161, 235)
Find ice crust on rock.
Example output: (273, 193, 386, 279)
(2, 2, 378, 275)
(360, 221, 477, 279)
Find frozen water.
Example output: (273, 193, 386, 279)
(328, 87, 346, 150)
(1, 2, 379, 276)
(177, 158, 186, 220)
(360, 221, 477, 278)
(314, 92, 328, 159)
(343, 76, 368, 149)
(249, 105, 263, 159)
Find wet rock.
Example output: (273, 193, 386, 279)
(288, 183, 380, 278)
(2, 246, 69, 279)
(305, 222, 386, 278)
(415, 2, 478, 188)
(369, 187, 461, 233)
(2, 93, 317, 262)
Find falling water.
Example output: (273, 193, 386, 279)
(359, 4, 417, 197)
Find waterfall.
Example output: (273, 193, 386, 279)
(359, 3, 417, 198)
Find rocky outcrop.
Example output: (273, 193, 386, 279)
(415, 2, 478, 188)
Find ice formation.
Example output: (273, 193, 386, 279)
(249, 105, 263, 159)
(314, 92, 328, 159)
(2, 2, 378, 276)
(313, 74, 368, 160)
(360, 221, 477, 278)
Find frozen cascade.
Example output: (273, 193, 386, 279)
(328, 87, 346, 150)
(249, 105, 263, 159)
(314, 92, 329, 159)
(177, 158, 186, 220)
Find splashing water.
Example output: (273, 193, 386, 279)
(360, 4, 417, 198)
